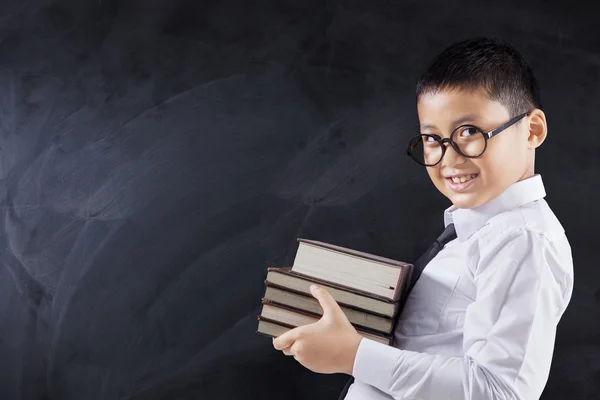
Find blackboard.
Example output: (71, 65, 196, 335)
(0, 0, 598, 399)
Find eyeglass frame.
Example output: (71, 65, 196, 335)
(406, 110, 533, 166)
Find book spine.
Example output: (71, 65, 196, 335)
(392, 264, 414, 303)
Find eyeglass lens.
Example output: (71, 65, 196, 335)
(409, 126, 486, 165)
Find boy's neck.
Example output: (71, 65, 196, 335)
(518, 165, 535, 182)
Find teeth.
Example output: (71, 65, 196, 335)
(451, 174, 477, 184)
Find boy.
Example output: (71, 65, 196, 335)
(273, 36, 574, 400)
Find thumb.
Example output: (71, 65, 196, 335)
(310, 285, 342, 321)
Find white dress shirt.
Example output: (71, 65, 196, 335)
(344, 174, 574, 400)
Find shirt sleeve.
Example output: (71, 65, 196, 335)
(351, 227, 572, 400)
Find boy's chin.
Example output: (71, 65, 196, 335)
(447, 192, 487, 209)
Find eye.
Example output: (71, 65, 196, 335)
(459, 126, 479, 137)
(421, 134, 440, 146)
(420, 134, 440, 141)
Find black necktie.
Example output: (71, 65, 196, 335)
(337, 223, 457, 400)
(404, 223, 457, 297)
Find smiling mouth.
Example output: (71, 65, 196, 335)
(447, 174, 478, 184)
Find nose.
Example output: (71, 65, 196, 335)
(441, 142, 466, 167)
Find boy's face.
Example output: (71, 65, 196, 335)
(417, 88, 535, 209)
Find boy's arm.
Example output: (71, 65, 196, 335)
(351, 227, 573, 400)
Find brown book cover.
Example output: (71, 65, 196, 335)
(263, 279, 397, 320)
(296, 238, 414, 302)
(260, 297, 392, 335)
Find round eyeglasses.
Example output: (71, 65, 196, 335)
(406, 110, 532, 166)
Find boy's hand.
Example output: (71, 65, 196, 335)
(272, 284, 363, 375)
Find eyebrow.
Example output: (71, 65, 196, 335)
(420, 114, 480, 131)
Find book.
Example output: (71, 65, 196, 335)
(262, 284, 393, 334)
(265, 267, 398, 318)
(292, 238, 413, 302)
(257, 238, 413, 348)
(257, 318, 291, 339)
(257, 303, 391, 345)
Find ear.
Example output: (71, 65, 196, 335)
(526, 109, 547, 149)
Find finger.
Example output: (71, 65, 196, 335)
(310, 284, 342, 320)
(282, 346, 293, 356)
(290, 340, 303, 356)
(272, 328, 300, 350)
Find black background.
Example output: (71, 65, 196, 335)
(0, 0, 598, 399)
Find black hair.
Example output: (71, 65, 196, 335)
(416, 36, 541, 118)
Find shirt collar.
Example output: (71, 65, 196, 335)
(443, 174, 546, 242)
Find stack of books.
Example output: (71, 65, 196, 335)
(256, 238, 413, 345)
